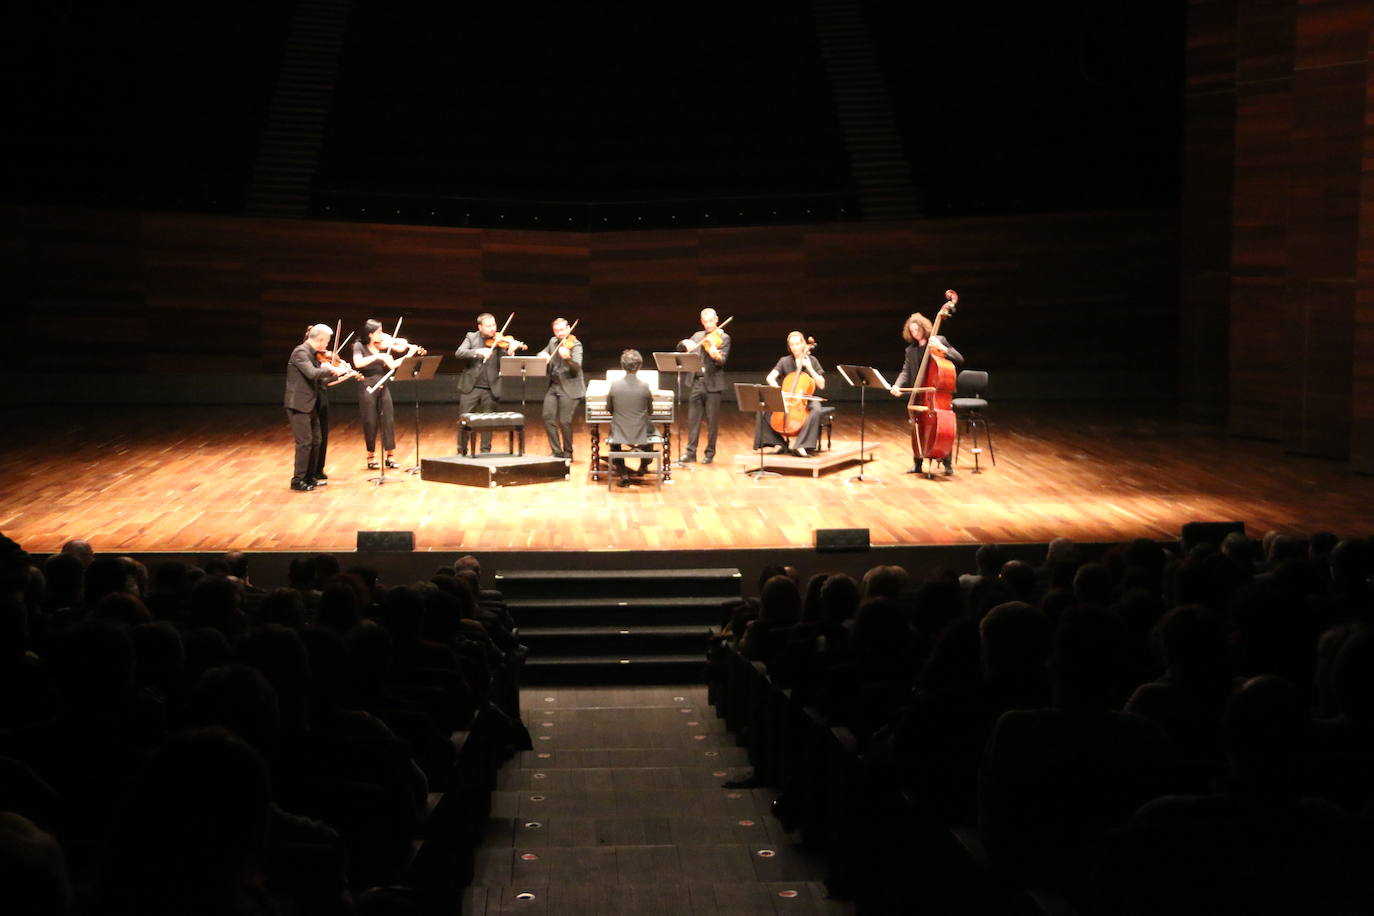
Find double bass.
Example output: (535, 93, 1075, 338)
(906, 290, 959, 476)
(769, 336, 819, 436)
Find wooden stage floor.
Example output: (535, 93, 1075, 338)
(2, 402, 1370, 554)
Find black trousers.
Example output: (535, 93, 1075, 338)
(685, 383, 721, 459)
(358, 384, 396, 452)
(458, 386, 498, 451)
(308, 400, 329, 478)
(287, 407, 322, 480)
(543, 389, 579, 457)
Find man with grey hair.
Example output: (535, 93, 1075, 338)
(677, 307, 730, 464)
(285, 324, 353, 490)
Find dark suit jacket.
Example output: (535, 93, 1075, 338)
(607, 374, 655, 445)
(894, 336, 964, 390)
(542, 337, 586, 399)
(284, 343, 335, 412)
(680, 329, 731, 393)
(454, 330, 504, 396)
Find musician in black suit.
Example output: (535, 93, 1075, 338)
(285, 324, 353, 491)
(454, 313, 526, 453)
(606, 349, 655, 486)
(677, 307, 730, 464)
(890, 311, 964, 475)
(753, 331, 834, 457)
(539, 317, 584, 460)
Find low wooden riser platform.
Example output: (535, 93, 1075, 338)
(731, 440, 878, 478)
(2, 402, 1371, 553)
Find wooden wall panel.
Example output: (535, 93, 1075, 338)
(1229, 0, 1295, 437)
(1286, 8, 1368, 457)
(1352, 19, 1374, 473)
(4, 205, 1179, 396)
(1179, 0, 1236, 420)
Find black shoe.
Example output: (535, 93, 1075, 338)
(367, 460, 379, 470)
(906, 465, 921, 474)
(702, 456, 714, 464)
(944, 463, 954, 476)
(617, 477, 631, 487)
(305, 476, 326, 487)
(290, 478, 315, 491)
(680, 454, 697, 464)
(385, 457, 399, 469)
(314, 472, 328, 481)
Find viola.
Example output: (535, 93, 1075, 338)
(686, 315, 734, 358)
(906, 290, 959, 473)
(770, 337, 819, 436)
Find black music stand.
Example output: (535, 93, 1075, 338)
(837, 364, 889, 485)
(500, 355, 546, 407)
(734, 383, 785, 480)
(654, 351, 702, 470)
(394, 354, 442, 475)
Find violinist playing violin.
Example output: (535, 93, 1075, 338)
(285, 324, 355, 491)
(753, 331, 833, 458)
(538, 317, 584, 460)
(676, 307, 731, 464)
(352, 319, 425, 470)
(455, 312, 526, 453)
(890, 311, 963, 475)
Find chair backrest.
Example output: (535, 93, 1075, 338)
(956, 369, 988, 396)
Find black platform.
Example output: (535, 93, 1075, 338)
(420, 454, 568, 488)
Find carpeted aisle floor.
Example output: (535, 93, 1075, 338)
(463, 686, 852, 914)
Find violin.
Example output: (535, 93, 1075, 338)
(770, 337, 820, 436)
(482, 313, 526, 359)
(317, 322, 363, 385)
(485, 332, 526, 352)
(376, 333, 427, 358)
(549, 319, 580, 359)
(906, 290, 960, 474)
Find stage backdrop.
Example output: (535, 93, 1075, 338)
(1179, 0, 1374, 473)
(4, 205, 1178, 404)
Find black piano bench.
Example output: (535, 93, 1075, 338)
(458, 411, 526, 457)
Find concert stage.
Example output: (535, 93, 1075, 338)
(2, 401, 1370, 560)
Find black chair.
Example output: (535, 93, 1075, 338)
(952, 370, 996, 472)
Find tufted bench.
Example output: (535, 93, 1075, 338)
(458, 411, 526, 456)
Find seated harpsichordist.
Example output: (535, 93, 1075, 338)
(606, 349, 656, 487)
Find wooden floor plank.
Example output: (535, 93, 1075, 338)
(4, 402, 1370, 554)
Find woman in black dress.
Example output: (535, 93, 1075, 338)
(753, 331, 833, 458)
(352, 319, 404, 469)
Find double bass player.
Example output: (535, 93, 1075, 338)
(890, 310, 963, 475)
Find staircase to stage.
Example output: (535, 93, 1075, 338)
(499, 568, 742, 685)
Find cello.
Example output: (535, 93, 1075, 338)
(769, 336, 820, 436)
(905, 290, 959, 477)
